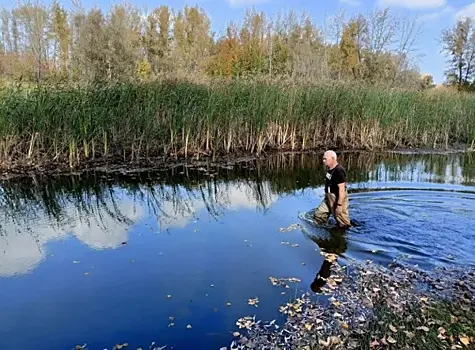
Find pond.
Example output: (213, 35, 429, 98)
(1, 151, 474, 350)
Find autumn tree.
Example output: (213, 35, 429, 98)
(172, 6, 212, 75)
(15, 0, 50, 81)
(208, 22, 240, 77)
(238, 9, 267, 76)
(340, 21, 359, 79)
(441, 17, 475, 89)
(71, 8, 108, 81)
(105, 4, 142, 80)
(50, 1, 69, 77)
(143, 5, 170, 75)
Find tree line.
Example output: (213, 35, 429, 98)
(0, 0, 471, 90)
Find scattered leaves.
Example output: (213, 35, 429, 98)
(236, 316, 256, 329)
(113, 344, 128, 350)
(248, 298, 259, 307)
(279, 224, 300, 232)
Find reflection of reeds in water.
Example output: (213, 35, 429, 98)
(0, 152, 473, 236)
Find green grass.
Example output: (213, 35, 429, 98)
(1, 80, 474, 168)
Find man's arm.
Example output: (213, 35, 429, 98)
(337, 183, 345, 206)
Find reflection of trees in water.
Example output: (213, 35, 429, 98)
(1, 152, 473, 235)
(0, 151, 472, 276)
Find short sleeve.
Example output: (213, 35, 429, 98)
(333, 167, 346, 184)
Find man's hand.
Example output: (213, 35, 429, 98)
(335, 182, 346, 217)
(335, 204, 343, 216)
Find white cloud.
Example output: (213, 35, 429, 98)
(378, 0, 445, 10)
(340, 0, 361, 6)
(0, 201, 143, 277)
(157, 181, 277, 230)
(417, 6, 454, 22)
(455, 3, 475, 20)
(227, 0, 269, 7)
(0, 181, 277, 277)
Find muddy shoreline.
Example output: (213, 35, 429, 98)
(0, 146, 471, 181)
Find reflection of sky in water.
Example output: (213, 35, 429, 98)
(0, 181, 278, 277)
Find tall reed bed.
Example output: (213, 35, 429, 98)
(1, 80, 474, 168)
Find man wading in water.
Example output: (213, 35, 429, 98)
(313, 150, 351, 228)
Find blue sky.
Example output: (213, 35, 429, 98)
(3, 0, 475, 83)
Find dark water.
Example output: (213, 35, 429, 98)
(1, 152, 474, 350)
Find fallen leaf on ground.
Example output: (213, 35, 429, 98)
(438, 327, 447, 340)
(404, 331, 415, 339)
(318, 337, 340, 346)
(417, 326, 430, 332)
(460, 337, 470, 346)
(370, 340, 380, 348)
(387, 336, 397, 344)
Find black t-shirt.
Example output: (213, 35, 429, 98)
(325, 164, 346, 198)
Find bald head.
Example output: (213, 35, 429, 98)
(323, 150, 338, 169)
(324, 150, 337, 160)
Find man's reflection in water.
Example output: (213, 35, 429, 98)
(306, 227, 349, 293)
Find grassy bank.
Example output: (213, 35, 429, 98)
(1, 80, 475, 170)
